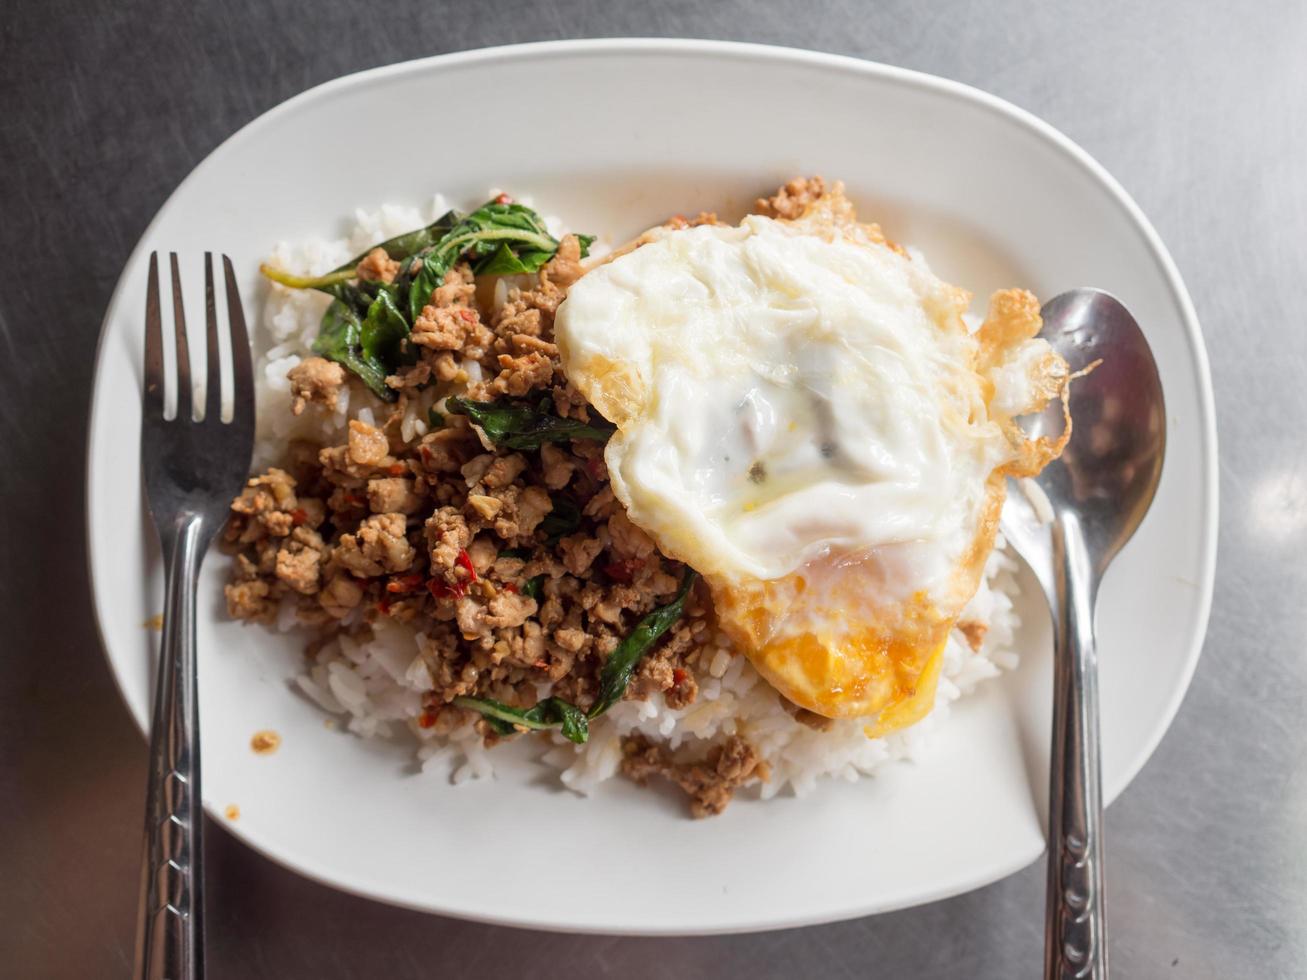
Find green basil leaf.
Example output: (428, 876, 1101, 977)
(311, 299, 393, 401)
(551, 699, 589, 744)
(261, 211, 462, 296)
(444, 397, 615, 451)
(311, 297, 360, 358)
(452, 696, 546, 735)
(407, 249, 454, 321)
(522, 574, 545, 599)
(453, 695, 588, 744)
(307, 288, 409, 402)
(330, 280, 381, 311)
(368, 210, 460, 265)
(588, 570, 698, 719)
(539, 495, 581, 544)
(474, 242, 556, 277)
(359, 289, 410, 375)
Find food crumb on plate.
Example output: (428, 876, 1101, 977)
(250, 729, 281, 754)
(142, 613, 163, 630)
(224, 804, 240, 821)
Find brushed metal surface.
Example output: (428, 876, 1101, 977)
(2, 1, 1301, 977)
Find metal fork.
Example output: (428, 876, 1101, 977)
(136, 252, 254, 980)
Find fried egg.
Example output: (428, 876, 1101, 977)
(554, 185, 1070, 734)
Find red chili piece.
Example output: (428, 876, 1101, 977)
(672, 668, 687, 686)
(455, 548, 478, 582)
(289, 508, 308, 526)
(427, 579, 467, 601)
(386, 573, 424, 594)
(494, 192, 513, 204)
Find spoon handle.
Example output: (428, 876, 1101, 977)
(1044, 511, 1107, 979)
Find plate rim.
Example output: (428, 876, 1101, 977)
(85, 37, 1219, 934)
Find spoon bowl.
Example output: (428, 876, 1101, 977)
(1024, 289, 1166, 578)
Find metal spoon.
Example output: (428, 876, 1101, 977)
(999, 289, 1166, 979)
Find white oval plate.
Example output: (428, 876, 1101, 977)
(88, 40, 1217, 935)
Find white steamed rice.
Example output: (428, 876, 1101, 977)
(251, 195, 1025, 806)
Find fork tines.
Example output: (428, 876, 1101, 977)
(143, 252, 253, 428)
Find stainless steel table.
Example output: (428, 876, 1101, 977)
(3, 2, 1300, 976)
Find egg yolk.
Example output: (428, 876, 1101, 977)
(711, 556, 958, 729)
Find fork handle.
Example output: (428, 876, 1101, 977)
(1044, 511, 1107, 979)
(136, 513, 206, 980)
